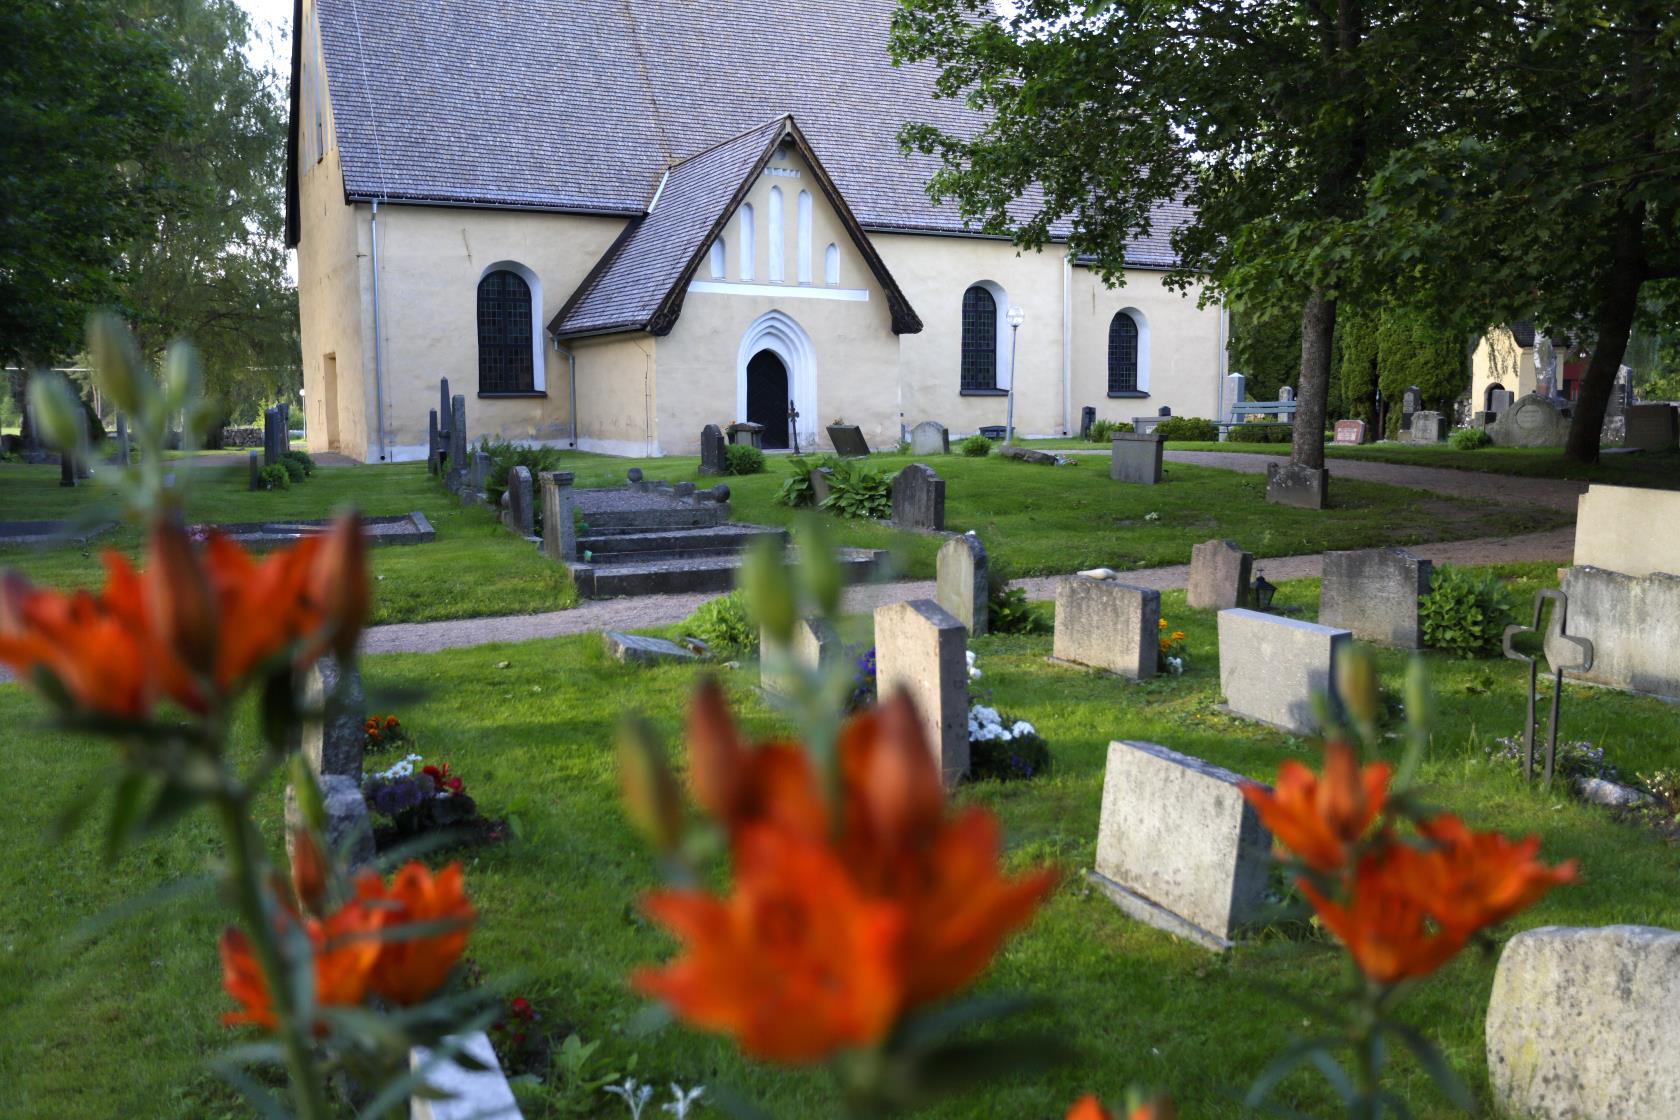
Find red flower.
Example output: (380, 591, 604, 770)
(1240, 741, 1390, 873)
(355, 861, 475, 1005)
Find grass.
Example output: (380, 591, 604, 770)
(2, 565, 1677, 1118)
(0, 460, 575, 624)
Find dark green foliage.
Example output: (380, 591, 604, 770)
(820, 459, 893, 519)
(1086, 419, 1132, 442)
(679, 590, 756, 660)
(775, 454, 834, 507)
(1449, 427, 1492, 451)
(959, 434, 993, 457)
(1227, 304, 1302, 403)
(256, 463, 290, 491)
(1419, 564, 1516, 658)
(477, 437, 564, 508)
(279, 449, 315, 481)
(1153, 416, 1219, 442)
(1226, 422, 1293, 444)
(723, 443, 765, 476)
(987, 561, 1048, 635)
(969, 729, 1051, 783)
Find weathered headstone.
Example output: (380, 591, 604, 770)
(1400, 385, 1422, 432)
(298, 655, 366, 781)
(890, 463, 945, 531)
(1278, 385, 1295, 403)
(909, 421, 949, 456)
(1053, 575, 1159, 679)
(1187, 539, 1252, 611)
(1572, 484, 1680, 577)
(1088, 740, 1273, 951)
(1488, 387, 1514, 414)
(1488, 393, 1569, 447)
(1265, 461, 1329, 510)
(464, 449, 490, 502)
(539, 471, 577, 561)
(507, 466, 534, 537)
(1333, 419, 1367, 445)
(1486, 925, 1680, 1120)
(284, 775, 374, 871)
(448, 395, 468, 490)
(603, 631, 698, 665)
(698, 424, 728, 475)
(827, 423, 870, 457)
(935, 532, 988, 635)
(1409, 410, 1446, 443)
(1109, 431, 1164, 485)
(727, 421, 764, 449)
(760, 617, 843, 696)
(1217, 609, 1350, 735)
(263, 407, 282, 466)
(1623, 403, 1679, 452)
(809, 467, 833, 506)
(248, 450, 260, 491)
(1079, 405, 1097, 440)
(427, 409, 441, 475)
(873, 599, 968, 785)
(1318, 548, 1433, 648)
(1561, 566, 1680, 701)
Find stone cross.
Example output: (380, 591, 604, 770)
(935, 532, 988, 635)
(1187, 539, 1252, 610)
(1089, 740, 1273, 950)
(1053, 575, 1160, 679)
(890, 463, 945, 531)
(698, 424, 727, 476)
(1217, 609, 1351, 736)
(539, 471, 578, 561)
(873, 599, 968, 785)
(1318, 547, 1432, 648)
(1502, 589, 1594, 784)
(507, 465, 534, 536)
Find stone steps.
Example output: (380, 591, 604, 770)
(572, 547, 884, 599)
(579, 525, 787, 561)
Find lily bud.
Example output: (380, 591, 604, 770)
(86, 311, 152, 417)
(288, 826, 328, 916)
(685, 677, 745, 820)
(1335, 645, 1380, 734)
(617, 719, 683, 855)
(741, 536, 795, 644)
(309, 515, 369, 662)
(26, 371, 87, 456)
(161, 340, 202, 415)
(863, 694, 944, 845)
(145, 519, 218, 676)
(797, 516, 843, 617)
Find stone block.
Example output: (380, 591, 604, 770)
(298, 655, 366, 782)
(727, 421, 763, 449)
(1408, 410, 1446, 443)
(1572, 484, 1680, 577)
(760, 617, 843, 696)
(539, 471, 577, 561)
(603, 631, 698, 665)
(1109, 432, 1164, 485)
(59, 453, 76, 487)
(873, 599, 968, 785)
(1332, 419, 1367, 445)
(1486, 925, 1680, 1120)
(507, 465, 534, 537)
(890, 463, 945, 531)
(1089, 740, 1273, 950)
(909, 420, 949, 455)
(1318, 547, 1432, 648)
(1488, 393, 1569, 447)
(1561, 566, 1680, 701)
(935, 532, 988, 635)
(1265, 461, 1328, 509)
(467, 450, 490, 496)
(1223, 373, 1246, 423)
(1622, 403, 1678, 451)
(828, 423, 870, 457)
(284, 775, 374, 872)
(1053, 576, 1159, 679)
(1187, 539, 1252, 611)
(410, 1030, 522, 1120)
(1217, 609, 1350, 735)
(699, 424, 727, 475)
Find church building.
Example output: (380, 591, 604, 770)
(287, 0, 1227, 461)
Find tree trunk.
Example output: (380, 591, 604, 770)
(1292, 290, 1337, 470)
(1566, 208, 1644, 463)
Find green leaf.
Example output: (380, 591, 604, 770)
(1244, 1035, 1346, 1107)
(1381, 1020, 1476, 1111)
(103, 772, 148, 863)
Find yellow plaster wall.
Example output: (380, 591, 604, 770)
(569, 333, 661, 456)
(1470, 327, 1537, 412)
(1068, 268, 1223, 427)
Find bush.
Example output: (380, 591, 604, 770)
(1449, 426, 1492, 450)
(959, 434, 992, 457)
(821, 458, 892, 519)
(986, 561, 1048, 635)
(724, 443, 765, 476)
(1086, 419, 1134, 442)
(257, 463, 290, 491)
(1153, 416, 1219, 441)
(477, 437, 565, 509)
(1226, 422, 1293, 444)
(280, 449, 316, 478)
(776, 454, 835, 507)
(680, 590, 756, 659)
(1418, 565, 1516, 658)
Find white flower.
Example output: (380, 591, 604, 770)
(966, 650, 982, 680)
(375, 753, 423, 781)
(606, 1079, 654, 1120)
(662, 1084, 705, 1119)
(1010, 720, 1036, 738)
(1144, 511, 1160, 522)
(1166, 656, 1184, 675)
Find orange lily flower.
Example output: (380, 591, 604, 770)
(1298, 852, 1469, 985)
(1395, 815, 1577, 936)
(218, 901, 384, 1031)
(1066, 1096, 1175, 1120)
(357, 861, 476, 1005)
(1241, 741, 1390, 873)
(684, 679, 830, 838)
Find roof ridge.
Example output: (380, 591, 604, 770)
(667, 114, 790, 171)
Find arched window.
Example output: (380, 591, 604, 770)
(477, 269, 534, 394)
(767, 187, 784, 282)
(1108, 312, 1140, 393)
(738, 203, 755, 280)
(960, 285, 998, 391)
(709, 237, 726, 279)
(796, 191, 812, 283)
(824, 243, 839, 285)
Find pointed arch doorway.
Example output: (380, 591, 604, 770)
(737, 310, 817, 452)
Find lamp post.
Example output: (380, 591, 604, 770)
(1005, 305, 1026, 444)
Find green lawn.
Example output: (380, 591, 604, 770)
(1022, 436, 1680, 489)
(2, 565, 1676, 1118)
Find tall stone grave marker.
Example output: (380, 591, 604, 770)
(873, 599, 968, 785)
(113, 415, 129, 466)
(1223, 372, 1246, 423)
(447, 395, 468, 491)
(1089, 740, 1273, 950)
(427, 409, 441, 475)
(248, 450, 260, 490)
(507, 465, 535, 537)
(935, 532, 988, 635)
(539, 471, 577, 561)
(1110, 431, 1164, 484)
(59, 451, 76, 488)
(298, 655, 366, 781)
(1217, 609, 1350, 735)
(1485, 925, 1680, 1120)
(1319, 547, 1433, 648)
(263, 407, 283, 466)
(1187, 539, 1252, 610)
(890, 463, 945, 531)
(760, 618, 843, 697)
(909, 421, 949, 455)
(1053, 575, 1159, 679)
(698, 424, 728, 475)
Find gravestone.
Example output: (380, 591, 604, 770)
(1080, 405, 1097, 440)
(935, 532, 988, 635)
(1623, 403, 1679, 451)
(1218, 609, 1350, 735)
(507, 466, 534, 537)
(113, 415, 129, 466)
(539, 471, 577, 561)
(603, 631, 698, 665)
(448, 396, 468, 490)
(873, 599, 968, 785)
(1573, 484, 1680, 577)
(1089, 740, 1273, 951)
(284, 775, 374, 871)
(828, 423, 870, 457)
(1318, 548, 1433, 648)
(760, 617, 843, 696)
(1485, 925, 1680, 1120)
(1488, 387, 1514, 414)
(1409, 410, 1446, 443)
(1561, 566, 1680, 701)
(263, 407, 283, 466)
(248, 450, 260, 491)
(809, 467, 833, 506)
(1333, 419, 1367, 445)
(59, 452, 76, 488)
(909, 421, 949, 456)
(727, 421, 763, 449)
(1187, 539, 1252, 610)
(1109, 432, 1165, 484)
(1400, 385, 1422, 432)
(1223, 372, 1247, 422)
(427, 409, 441, 475)
(1265, 461, 1328, 510)
(466, 450, 490, 501)
(890, 464, 945, 531)
(1053, 575, 1159, 679)
(1609, 367, 1634, 417)
(298, 655, 366, 781)
(698, 424, 728, 475)
(1488, 393, 1568, 447)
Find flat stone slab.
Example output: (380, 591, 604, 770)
(0, 519, 117, 546)
(602, 631, 698, 665)
(1217, 608, 1350, 735)
(192, 512, 435, 548)
(1053, 575, 1159, 679)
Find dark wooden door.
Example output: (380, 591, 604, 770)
(746, 350, 790, 449)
